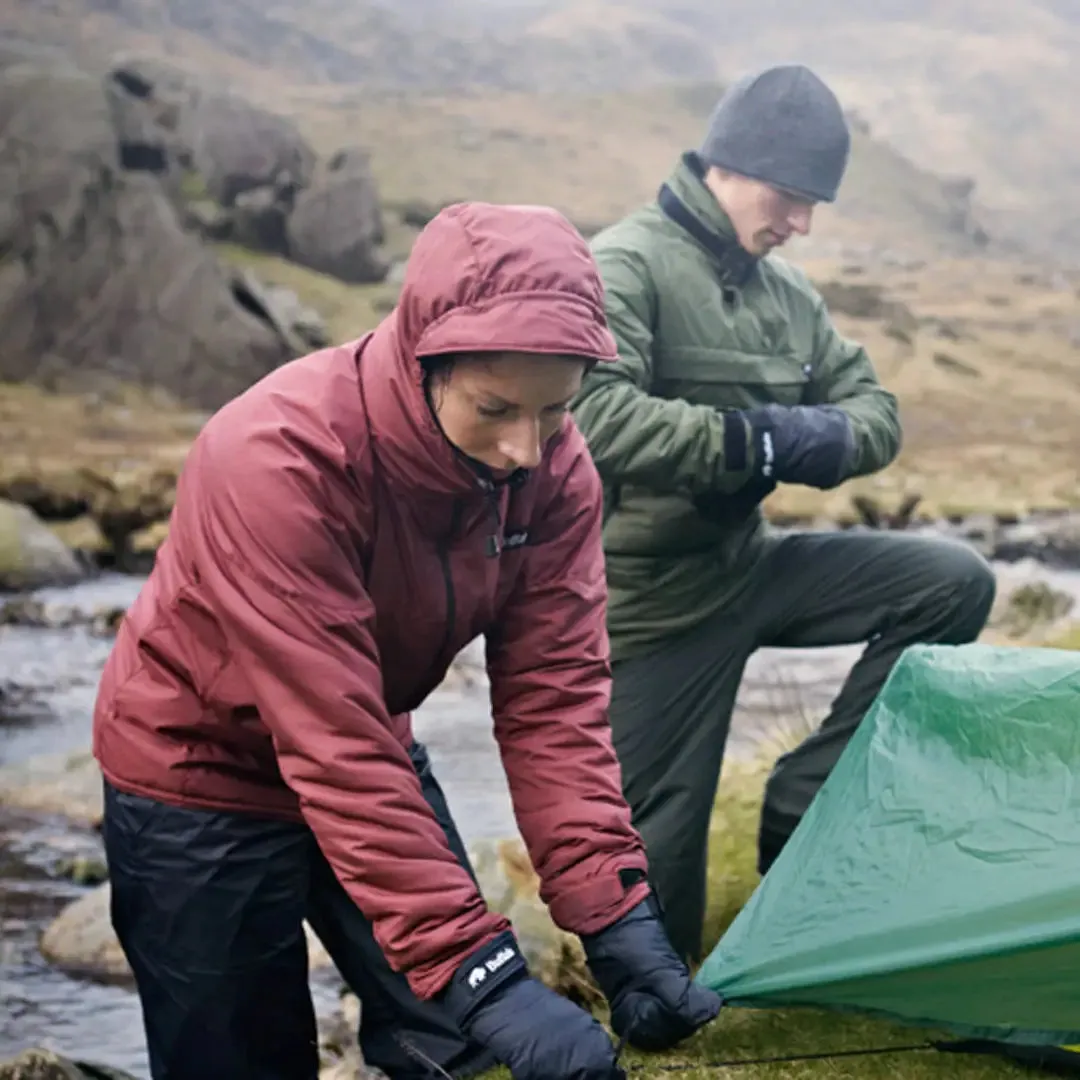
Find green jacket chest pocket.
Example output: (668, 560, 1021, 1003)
(655, 346, 811, 411)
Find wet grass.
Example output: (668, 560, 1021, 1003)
(481, 751, 1037, 1080)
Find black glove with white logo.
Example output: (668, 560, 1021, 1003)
(440, 931, 626, 1080)
(742, 403, 856, 490)
(582, 895, 723, 1052)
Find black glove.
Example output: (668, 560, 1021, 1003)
(582, 895, 723, 1052)
(440, 931, 626, 1080)
(743, 403, 856, 490)
(694, 475, 776, 525)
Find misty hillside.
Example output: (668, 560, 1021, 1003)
(1, 0, 1072, 257)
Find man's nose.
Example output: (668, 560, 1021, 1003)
(789, 203, 814, 235)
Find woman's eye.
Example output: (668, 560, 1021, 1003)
(477, 404, 510, 419)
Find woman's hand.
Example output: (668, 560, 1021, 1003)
(582, 895, 723, 1051)
(440, 931, 627, 1079)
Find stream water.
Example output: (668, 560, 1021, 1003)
(3, 557, 1080, 1075)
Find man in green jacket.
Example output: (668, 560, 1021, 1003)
(571, 64, 997, 964)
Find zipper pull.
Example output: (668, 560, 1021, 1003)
(478, 477, 502, 559)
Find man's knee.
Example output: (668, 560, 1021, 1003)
(918, 538, 997, 639)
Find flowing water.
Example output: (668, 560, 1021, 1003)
(3, 558, 1080, 1075)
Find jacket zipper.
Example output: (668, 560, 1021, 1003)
(432, 483, 503, 684)
(479, 478, 503, 558)
(434, 499, 463, 669)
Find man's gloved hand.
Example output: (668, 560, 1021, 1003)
(440, 931, 626, 1080)
(581, 895, 724, 1052)
(694, 475, 776, 525)
(743, 403, 856, 490)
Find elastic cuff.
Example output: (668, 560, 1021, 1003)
(546, 872, 652, 937)
(439, 930, 528, 1027)
(723, 410, 749, 472)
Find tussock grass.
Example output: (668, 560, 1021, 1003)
(482, 737, 1036, 1080)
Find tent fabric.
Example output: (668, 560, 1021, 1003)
(696, 642, 1080, 1046)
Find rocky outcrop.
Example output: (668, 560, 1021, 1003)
(286, 148, 389, 284)
(0, 500, 85, 592)
(183, 89, 316, 208)
(0, 37, 69, 73)
(106, 54, 316, 211)
(0, 60, 324, 410)
(0, 466, 178, 574)
(102, 54, 390, 285)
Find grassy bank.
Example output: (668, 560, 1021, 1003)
(3, 240, 1079, 562)
(483, 755, 1035, 1080)
(206, 241, 1080, 526)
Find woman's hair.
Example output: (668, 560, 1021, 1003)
(420, 352, 463, 410)
(420, 351, 598, 409)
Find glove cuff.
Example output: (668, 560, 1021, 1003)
(723, 409, 751, 472)
(439, 931, 529, 1028)
(741, 412, 777, 481)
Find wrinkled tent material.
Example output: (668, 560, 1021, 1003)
(696, 643, 1080, 1047)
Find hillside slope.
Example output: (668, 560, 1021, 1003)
(0, 1, 993, 260)
(451, 0, 1078, 256)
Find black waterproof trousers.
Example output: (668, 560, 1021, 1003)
(102, 741, 496, 1080)
(606, 530, 998, 965)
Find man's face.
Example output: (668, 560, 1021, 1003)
(706, 168, 817, 257)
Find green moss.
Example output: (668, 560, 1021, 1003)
(177, 167, 210, 203)
(211, 242, 399, 342)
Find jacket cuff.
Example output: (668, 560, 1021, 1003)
(403, 918, 513, 1001)
(544, 862, 652, 937)
(437, 929, 529, 1026)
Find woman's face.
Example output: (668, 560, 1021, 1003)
(428, 351, 587, 474)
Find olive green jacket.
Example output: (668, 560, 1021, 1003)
(571, 152, 902, 661)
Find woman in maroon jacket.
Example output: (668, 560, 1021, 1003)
(92, 201, 720, 1080)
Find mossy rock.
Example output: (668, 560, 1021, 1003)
(0, 498, 85, 591)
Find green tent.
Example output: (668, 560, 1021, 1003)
(696, 642, 1080, 1048)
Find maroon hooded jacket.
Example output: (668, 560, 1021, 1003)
(92, 201, 650, 1000)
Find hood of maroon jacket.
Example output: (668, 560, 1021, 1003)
(93, 201, 649, 999)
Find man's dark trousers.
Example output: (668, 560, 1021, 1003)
(606, 530, 997, 964)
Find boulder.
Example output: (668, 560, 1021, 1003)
(995, 512, 1080, 568)
(287, 147, 389, 284)
(231, 183, 292, 255)
(0, 62, 311, 410)
(39, 880, 335, 981)
(0, 749, 104, 825)
(0, 499, 84, 592)
(107, 54, 200, 133)
(236, 268, 331, 354)
(105, 54, 317, 210)
(184, 89, 316, 207)
(0, 37, 70, 73)
(103, 74, 173, 176)
(0, 1048, 137, 1080)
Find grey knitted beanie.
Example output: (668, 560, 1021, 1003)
(699, 64, 851, 203)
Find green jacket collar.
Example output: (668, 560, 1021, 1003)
(659, 151, 759, 286)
